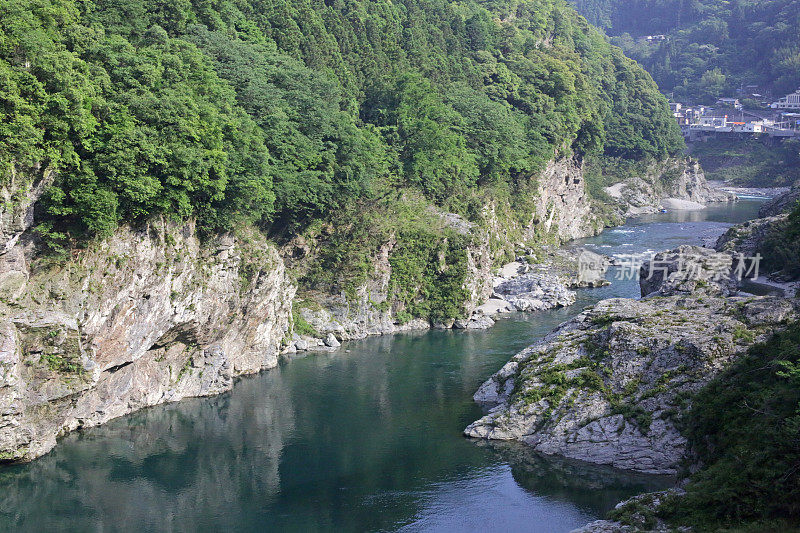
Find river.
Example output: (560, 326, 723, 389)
(0, 200, 765, 532)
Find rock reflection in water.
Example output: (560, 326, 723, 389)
(477, 440, 674, 515)
(0, 368, 295, 531)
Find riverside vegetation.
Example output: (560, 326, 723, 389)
(1, 0, 685, 327)
(0, 0, 698, 462)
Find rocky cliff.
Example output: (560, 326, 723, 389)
(0, 177, 294, 463)
(529, 158, 606, 242)
(715, 186, 800, 286)
(465, 246, 796, 474)
(603, 158, 734, 216)
(0, 152, 728, 463)
(284, 156, 720, 352)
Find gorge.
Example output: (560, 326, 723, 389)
(0, 199, 774, 531)
(2, 0, 799, 530)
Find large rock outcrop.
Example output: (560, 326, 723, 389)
(715, 214, 788, 259)
(758, 185, 800, 217)
(0, 219, 294, 463)
(465, 247, 796, 474)
(639, 246, 739, 297)
(604, 158, 734, 217)
(529, 158, 605, 242)
(286, 157, 612, 350)
(716, 185, 799, 285)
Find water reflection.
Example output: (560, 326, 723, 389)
(0, 200, 764, 532)
(480, 441, 673, 515)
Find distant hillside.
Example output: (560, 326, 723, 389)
(1, 0, 682, 244)
(570, 0, 800, 103)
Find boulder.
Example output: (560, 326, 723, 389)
(640, 246, 738, 297)
(324, 333, 341, 348)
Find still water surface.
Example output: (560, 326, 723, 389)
(0, 201, 764, 532)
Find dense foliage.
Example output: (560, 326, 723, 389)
(760, 199, 800, 280)
(570, 0, 800, 102)
(1, 0, 682, 242)
(688, 138, 800, 187)
(665, 322, 800, 529)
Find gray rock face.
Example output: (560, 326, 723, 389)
(758, 186, 800, 217)
(0, 167, 55, 303)
(529, 158, 606, 241)
(603, 158, 735, 217)
(0, 221, 294, 463)
(464, 294, 796, 474)
(494, 273, 577, 311)
(640, 245, 739, 297)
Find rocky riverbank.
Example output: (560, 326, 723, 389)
(0, 154, 732, 463)
(465, 245, 797, 474)
(285, 156, 725, 354)
(287, 246, 610, 352)
(603, 158, 735, 217)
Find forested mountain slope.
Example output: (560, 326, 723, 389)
(570, 0, 800, 102)
(0, 0, 717, 464)
(1, 0, 682, 245)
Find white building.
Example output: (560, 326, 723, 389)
(771, 88, 800, 110)
(700, 115, 729, 127)
(731, 122, 764, 133)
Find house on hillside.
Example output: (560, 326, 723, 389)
(716, 97, 742, 110)
(771, 89, 800, 110)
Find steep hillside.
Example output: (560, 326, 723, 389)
(1, 0, 683, 243)
(570, 0, 800, 102)
(1, 0, 697, 330)
(0, 0, 701, 461)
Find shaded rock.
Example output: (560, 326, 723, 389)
(715, 214, 787, 258)
(758, 186, 800, 217)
